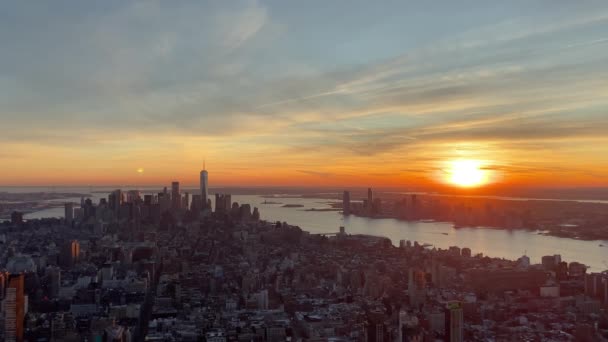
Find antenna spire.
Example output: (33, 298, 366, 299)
(203, 159, 206, 170)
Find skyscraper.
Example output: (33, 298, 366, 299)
(171, 181, 181, 210)
(215, 193, 231, 213)
(343, 191, 351, 215)
(445, 301, 464, 342)
(108, 189, 124, 218)
(5, 274, 25, 342)
(64, 202, 73, 225)
(200, 163, 208, 210)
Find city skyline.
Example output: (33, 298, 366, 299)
(1, 1, 608, 188)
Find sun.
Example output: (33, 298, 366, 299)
(446, 160, 488, 187)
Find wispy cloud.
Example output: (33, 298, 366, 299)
(0, 2, 607, 185)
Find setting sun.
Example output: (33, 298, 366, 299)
(446, 160, 489, 187)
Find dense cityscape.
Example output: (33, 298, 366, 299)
(0, 167, 606, 341)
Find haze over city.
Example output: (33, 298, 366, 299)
(1, 1, 608, 189)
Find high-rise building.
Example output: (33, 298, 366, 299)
(108, 190, 124, 218)
(182, 192, 190, 210)
(10, 212, 23, 225)
(343, 191, 351, 215)
(5, 273, 25, 342)
(215, 194, 232, 213)
(60, 240, 80, 267)
(408, 268, 427, 309)
(158, 193, 170, 214)
(445, 301, 464, 342)
(64, 202, 73, 225)
(46, 266, 61, 298)
(200, 164, 208, 210)
(191, 194, 202, 212)
(171, 181, 181, 210)
(126, 190, 141, 203)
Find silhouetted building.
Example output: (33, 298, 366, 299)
(10, 212, 23, 225)
(64, 202, 73, 225)
(108, 190, 124, 218)
(171, 181, 181, 211)
(215, 194, 231, 214)
(343, 191, 351, 215)
(191, 194, 203, 212)
(126, 190, 141, 203)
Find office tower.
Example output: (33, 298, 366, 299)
(10, 212, 23, 225)
(5, 274, 25, 342)
(158, 193, 170, 214)
(60, 240, 80, 267)
(126, 190, 141, 203)
(182, 192, 190, 210)
(398, 310, 407, 342)
(171, 181, 181, 210)
(372, 198, 382, 215)
(200, 163, 209, 209)
(445, 301, 464, 342)
(343, 191, 351, 215)
(191, 194, 202, 212)
(64, 202, 73, 224)
(143, 194, 154, 206)
(408, 269, 427, 309)
(83, 198, 95, 221)
(108, 189, 124, 218)
(365, 310, 386, 342)
(542, 255, 558, 270)
(410, 194, 418, 219)
(46, 266, 61, 298)
(257, 289, 269, 310)
(215, 194, 232, 213)
(398, 310, 422, 342)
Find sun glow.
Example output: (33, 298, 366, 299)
(446, 160, 489, 187)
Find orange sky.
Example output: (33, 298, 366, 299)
(1, 2, 608, 189)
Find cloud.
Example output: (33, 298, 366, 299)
(1, 2, 608, 185)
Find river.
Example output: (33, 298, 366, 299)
(3, 186, 607, 271)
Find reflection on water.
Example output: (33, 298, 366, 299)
(14, 189, 608, 271)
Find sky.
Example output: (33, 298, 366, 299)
(1, 1, 608, 188)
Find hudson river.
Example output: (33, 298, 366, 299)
(5, 187, 607, 271)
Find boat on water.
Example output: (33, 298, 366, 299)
(262, 200, 281, 204)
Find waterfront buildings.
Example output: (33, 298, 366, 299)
(343, 191, 351, 215)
